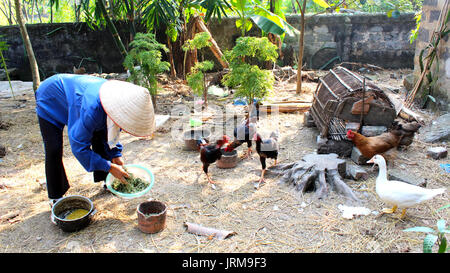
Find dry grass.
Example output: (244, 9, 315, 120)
(0, 70, 448, 253)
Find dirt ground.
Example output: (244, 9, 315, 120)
(0, 69, 448, 253)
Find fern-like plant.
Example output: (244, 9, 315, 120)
(123, 32, 170, 109)
(183, 32, 214, 108)
(222, 36, 278, 109)
(186, 60, 214, 106)
(404, 205, 450, 253)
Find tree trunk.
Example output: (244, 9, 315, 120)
(14, 0, 40, 92)
(183, 18, 198, 79)
(167, 37, 177, 78)
(124, 0, 136, 41)
(268, 153, 359, 201)
(296, 0, 307, 94)
(193, 16, 228, 69)
(97, 0, 127, 59)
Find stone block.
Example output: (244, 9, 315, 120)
(368, 26, 383, 32)
(314, 25, 329, 34)
(419, 113, 450, 143)
(346, 164, 369, 181)
(317, 139, 353, 158)
(388, 169, 427, 187)
(426, 147, 448, 159)
(346, 122, 360, 132)
(351, 147, 369, 165)
(361, 126, 387, 137)
(403, 73, 415, 91)
(316, 135, 327, 146)
(430, 10, 442, 22)
(304, 112, 316, 128)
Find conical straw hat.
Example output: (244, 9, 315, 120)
(99, 80, 155, 137)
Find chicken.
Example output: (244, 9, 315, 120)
(73, 66, 86, 74)
(224, 102, 259, 158)
(346, 129, 403, 159)
(391, 119, 421, 148)
(253, 131, 279, 189)
(197, 135, 230, 184)
(225, 119, 257, 158)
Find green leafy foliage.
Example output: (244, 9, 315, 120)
(193, 0, 233, 22)
(112, 169, 150, 194)
(222, 36, 277, 104)
(303, 0, 422, 15)
(404, 205, 450, 253)
(0, 35, 14, 99)
(123, 33, 170, 96)
(224, 36, 278, 64)
(230, 0, 297, 37)
(187, 60, 214, 96)
(183, 32, 214, 100)
(182, 31, 212, 51)
(410, 12, 422, 44)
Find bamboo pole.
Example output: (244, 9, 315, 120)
(97, 0, 127, 59)
(295, 0, 307, 95)
(14, 0, 40, 92)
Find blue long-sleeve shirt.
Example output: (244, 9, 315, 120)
(35, 74, 123, 172)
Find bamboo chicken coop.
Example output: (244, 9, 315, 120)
(308, 66, 397, 141)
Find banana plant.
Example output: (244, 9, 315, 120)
(230, 0, 298, 37)
(193, 0, 233, 22)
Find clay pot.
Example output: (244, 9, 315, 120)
(217, 148, 238, 169)
(137, 200, 167, 234)
(183, 128, 211, 150)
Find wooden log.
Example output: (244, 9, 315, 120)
(194, 16, 229, 69)
(269, 153, 358, 201)
(272, 99, 313, 104)
(259, 103, 312, 113)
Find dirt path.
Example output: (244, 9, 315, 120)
(0, 70, 448, 253)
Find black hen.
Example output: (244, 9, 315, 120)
(225, 102, 259, 158)
(197, 135, 230, 184)
(254, 131, 279, 188)
(225, 120, 257, 158)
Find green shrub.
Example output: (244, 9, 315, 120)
(222, 36, 278, 105)
(183, 32, 214, 107)
(123, 33, 170, 107)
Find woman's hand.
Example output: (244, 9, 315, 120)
(109, 163, 129, 184)
(112, 157, 124, 166)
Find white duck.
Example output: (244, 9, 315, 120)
(367, 154, 446, 219)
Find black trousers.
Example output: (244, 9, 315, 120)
(38, 117, 109, 199)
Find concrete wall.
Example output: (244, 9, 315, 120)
(0, 21, 142, 80)
(208, 13, 416, 69)
(1, 13, 416, 81)
(413, 0, 449, 111)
